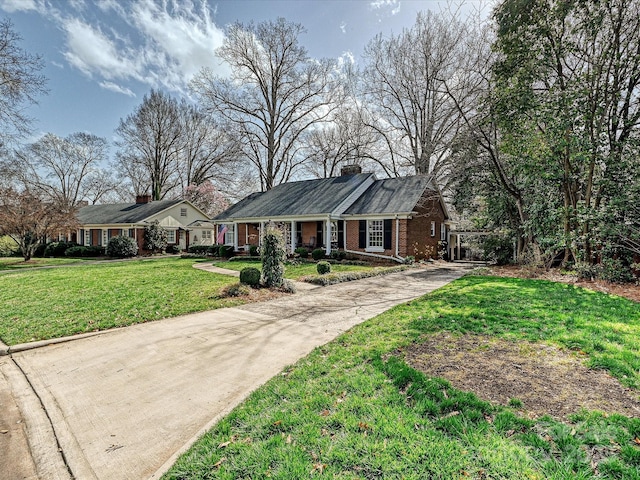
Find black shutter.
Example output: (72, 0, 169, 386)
(337, 221, 344, 248)
(358, 220, 366, 248)
(316, 221, 323, 247)
(383, 219, 392, 250)
(296, 222, 302, 245)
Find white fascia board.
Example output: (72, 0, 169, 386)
(340, 213, 413, 220)
(330, 174, 377, 216)
(221, 214, 334, 223)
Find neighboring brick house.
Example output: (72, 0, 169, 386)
(213, 167, 450, 262)
(75, 195, 214, 253)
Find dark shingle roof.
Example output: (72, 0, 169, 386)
(77, 199, 183, 224)
(344, 176, 434, 215)
(214, 174, 374, 220)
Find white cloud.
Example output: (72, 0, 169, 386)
(370, 0, 401, 16)
(339, 21, 347, 34)
(62, 18, 143, 82)
(0, 0, 38, 13)
(99, 81, 136, 97)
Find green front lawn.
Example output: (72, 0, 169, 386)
(0, 258, 240, 345)
(165, 276, 640, 479)
(213, 260, 373, 280)
(0, 257, 99, 270)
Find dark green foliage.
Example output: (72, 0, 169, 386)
(165, 244, 180, 254)
(239, 267, 261, 287)
(311, 248, 325, 260)
(187, 245, 209, 254)
(294, 247, 308, 258)
(330, 249, 347, 260)
(261, 225, 285, 288)
(316, 260, 331, 275)
(302, 265, 408, 286)
(208, 245, 220, 256)
(44, 241, 78, 257)
(64, 246, 103, 257)
(599, 258, 635, 284)
(144, 221, 168, 253)
(249, 245, 258, 256)
(106, 236, 138, 258)
(219, 245, 235, 258)
(482, 235, 513, 265)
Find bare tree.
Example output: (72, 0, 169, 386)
(360, 10, 470, 180)
(0, 18, 47, 146)
(179, 103, 238, 189)
(0, 186, 77, 261)
(12, 132, 110, 209)
(191, 18, 342, 191)
(115, 90, 182, 200)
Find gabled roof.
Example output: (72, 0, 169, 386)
(214, 173, 374, 221)
(77, 199, 184, 225)
(344, 175, 436, 216)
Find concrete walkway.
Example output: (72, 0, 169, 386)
(1, 263, 472, 480)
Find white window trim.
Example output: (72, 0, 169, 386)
(365, 219, 384, 253)
(430, 221, 436, 237)
(166, 229, 176, 243)
(440, 223, 446, 241)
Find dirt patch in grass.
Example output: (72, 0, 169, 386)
(489, 265, 640, 303)
(403, 332, 640, 419)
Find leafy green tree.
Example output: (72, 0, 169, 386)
(143, 221, 168, 254)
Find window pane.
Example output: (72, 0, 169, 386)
(368, 220, 383, 248)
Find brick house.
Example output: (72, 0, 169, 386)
(213, 167, 450, 262)
(75, 195, 214, 253)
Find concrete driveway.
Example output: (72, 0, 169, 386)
(0, 263, 471, 480)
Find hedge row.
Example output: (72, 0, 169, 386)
(300, 265, 409, 286)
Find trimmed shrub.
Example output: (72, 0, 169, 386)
(166, 244, 180, 254)
(229, 256, 261, 262)
(294, 247, 309, 258)
(65, 245, 104, 257)
(219, 245, 235, 258)
(311, 248, 325, 261)
(44, 241, 78, 257)
(331, 250, 347, 261)
(106, 236, 138, 258)
(279, 279, 297, 294)
(188, 245, 210, 254)
(262, 225, 285, 288)
(239, 267, 261, 287)
(301, 265, 408, 286)
(249, 245, 259, 256)
(317, 260, 331, 275)
(208, 245, 220, 256)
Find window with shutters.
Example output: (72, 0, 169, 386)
(166, 230, 176, 243)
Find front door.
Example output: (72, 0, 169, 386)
(179, 231, 186, 251)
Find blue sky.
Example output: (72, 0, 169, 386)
(1, 0, 493, 151)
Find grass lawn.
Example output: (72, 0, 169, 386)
(0, 258, 241, 345)
(213, 259, 374, 280)
(165, 275, 640, 479)
(0, 257, 99, 270)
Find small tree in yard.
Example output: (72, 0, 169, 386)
(261, 224, 285, 288)
(144, 221, 168, 254)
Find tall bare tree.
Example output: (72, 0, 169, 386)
(115, 90, 182, 200)
(0, 18, 47, 146)
(191, 18, 342, 191)
(12, 132, 111, 208)
(360, 10, 470, 180)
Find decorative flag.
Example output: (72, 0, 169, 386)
(217, 224, 228, 244)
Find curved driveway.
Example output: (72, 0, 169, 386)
(1, 263, 471, 480)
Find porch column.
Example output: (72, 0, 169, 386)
(457, 234, 461, 260)
(259, 222, 265, 246)
(290, 221, 296, 253)
(233, 223, 238, 251)
(325, 218, 331, 256)
(395, 217, 400, 257)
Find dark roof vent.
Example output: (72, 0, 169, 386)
(136, 194, 151, 204)
(340, 164, 362, 176)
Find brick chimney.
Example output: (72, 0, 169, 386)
(136, 194, 151, 204)
(340, 164, 362, 176)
